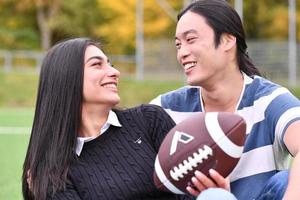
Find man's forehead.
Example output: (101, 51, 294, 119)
(175, 29, 198, 40)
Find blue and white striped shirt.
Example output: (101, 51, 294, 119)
(150, 73, 300, 200)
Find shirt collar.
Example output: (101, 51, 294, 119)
(242, 71, 253, 84)
(200, 72, 251, 112)
(75, 110, 122, 156)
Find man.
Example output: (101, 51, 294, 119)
(151, 0, 300, 199)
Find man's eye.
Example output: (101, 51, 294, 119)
(187, 37, 196, 42)
(175, 43, 181, 49)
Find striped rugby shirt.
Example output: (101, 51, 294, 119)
(150, 73, 300, 200)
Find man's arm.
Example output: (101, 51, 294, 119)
(283, 120, 300, 200)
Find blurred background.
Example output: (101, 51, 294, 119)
(0, 0, 300, 199)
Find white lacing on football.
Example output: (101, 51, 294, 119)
(169, 145, 213, 181)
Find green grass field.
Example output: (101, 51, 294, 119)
(0, 108, 33, 200)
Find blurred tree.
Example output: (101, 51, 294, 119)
(16, 0, 62, 50)
(266, 5, 289, 39)
(95, 0, 182, 54)
(0, 0, 39, 49)
(236, 0, 292, 40)
(0, 0, 106, 50)
(228, 0, 294, 40)
(0, 0, 300, 52)
(50, 0, 105, 44)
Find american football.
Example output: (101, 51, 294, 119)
(153, 112, 246, 194)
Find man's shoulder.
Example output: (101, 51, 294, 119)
(163, 85, 200, 94)
(151, 86, 201, 112)
(244, 75, 285, 99)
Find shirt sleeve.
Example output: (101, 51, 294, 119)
(266, 91, 300, 169)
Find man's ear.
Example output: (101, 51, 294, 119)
(220, 33, 236, 51)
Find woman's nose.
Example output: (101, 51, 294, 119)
(107, 65, 120, 78)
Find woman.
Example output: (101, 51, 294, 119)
(22, 38, 196, 199)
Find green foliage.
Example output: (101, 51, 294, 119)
(95, 0, 182, 54)
(0, 0, 39, 49)
(1, 0, 300, 52)
(0, 28, 39, 49)
(51, 0, 105, 42)
(243, 1, 290, 40)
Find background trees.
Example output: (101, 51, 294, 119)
(0, 0, 299, 54)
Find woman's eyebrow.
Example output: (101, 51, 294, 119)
(85, 56, 104, 64)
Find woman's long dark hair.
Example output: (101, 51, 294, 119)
(178, 0, 262, 76)
(22, 38, 99, 199)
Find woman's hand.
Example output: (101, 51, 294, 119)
(186, 169, 230, 197)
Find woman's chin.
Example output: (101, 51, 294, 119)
(111, 97, 121, 106)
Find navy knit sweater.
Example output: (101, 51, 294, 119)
(51, 104, 194, 200)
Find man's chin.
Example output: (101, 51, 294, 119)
(186, 78, 200, 86)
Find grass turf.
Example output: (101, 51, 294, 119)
(0, 134, 30, 200)
(0, 108, 33, 200)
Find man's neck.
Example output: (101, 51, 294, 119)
(201, 71, 244, 112)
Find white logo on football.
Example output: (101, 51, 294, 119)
(170, 131, 194, 155)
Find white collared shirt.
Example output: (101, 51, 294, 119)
(76, 110, 122, 156)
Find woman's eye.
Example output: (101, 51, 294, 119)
(92, 62, 101, 67)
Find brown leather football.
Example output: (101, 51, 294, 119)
(153, 112, 246, 194)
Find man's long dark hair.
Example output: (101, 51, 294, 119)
(178, 0, 262, 76)
(22, 38, 99, 199)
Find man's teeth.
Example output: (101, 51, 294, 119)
(184, 62, 196, 70)
(103, 84, 117, 89)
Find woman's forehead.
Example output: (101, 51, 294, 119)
(84, 45, 107, 62)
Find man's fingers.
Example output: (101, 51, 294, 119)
(191, 176, 207, 191)
(209, 169, 230, 191)
(186, 169, 231, 197)
(194, 170, 216, 187)
(186, 185, 200, 197)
